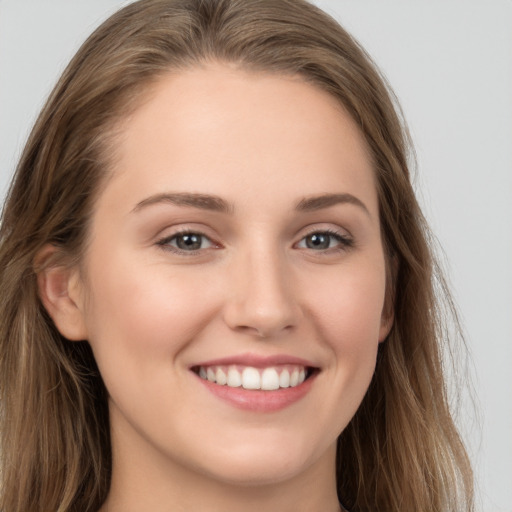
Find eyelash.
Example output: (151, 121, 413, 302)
(297, 228, 354, 253)
(156, 228, 354, 255)
(156, 229, 216, 254)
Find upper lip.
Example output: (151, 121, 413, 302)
(190, 352, 319, 369)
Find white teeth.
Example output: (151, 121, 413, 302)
(261, 368, 280, 390)
(290, 368, 299, 387)
(242, 367, 261, 390)
(197, 364, 310, 390)
(216, 368, 227, 385)
(206, 367, 216, 382)
(279, 369, 290, 388)
(227, 366, 242, 387)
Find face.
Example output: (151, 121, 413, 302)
(72, 64, 391, 487)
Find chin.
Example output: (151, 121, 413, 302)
(199, 458, 308, 487)
(188, 434, 332, 487)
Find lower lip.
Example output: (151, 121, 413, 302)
(194, 372, 317, 412)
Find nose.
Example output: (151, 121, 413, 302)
(222, 248, 301, 338)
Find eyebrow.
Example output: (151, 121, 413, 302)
(132, 192, 234, 214)
(132, 191, 370, 216)
(295, 193, 370, 216)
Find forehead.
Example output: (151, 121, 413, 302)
(102, 63, 377, 216)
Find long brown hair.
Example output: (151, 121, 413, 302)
(0, 1, 473, 510)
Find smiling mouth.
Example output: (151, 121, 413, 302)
(192, 364, 316, 391)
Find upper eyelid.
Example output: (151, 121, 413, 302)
(297, 224, 353, 240)
(156, 225, 217, 242)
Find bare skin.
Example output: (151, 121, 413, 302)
(40, 63, 390, 512)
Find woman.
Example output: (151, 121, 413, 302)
(0, 0, 473, 510)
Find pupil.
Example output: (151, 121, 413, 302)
(307, 233, 329, 249)
(177, 234, 201, 250)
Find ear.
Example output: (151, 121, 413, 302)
(378, 310, 394, 342)
(379, 253, 397, 342)
(35, 245, 88, 341)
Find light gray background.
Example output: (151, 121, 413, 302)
(1, 1, 511, 510)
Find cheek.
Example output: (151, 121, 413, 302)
(307, 258, 386, 392)
(81, 252, 225, 426)
(311, 260, 387, 346)
(82, 250, 220, 365)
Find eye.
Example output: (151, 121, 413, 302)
(297, 230, 353, 251)
(157, 231, 214, 252)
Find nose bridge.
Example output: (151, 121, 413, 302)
(224, 242, 299, 337)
